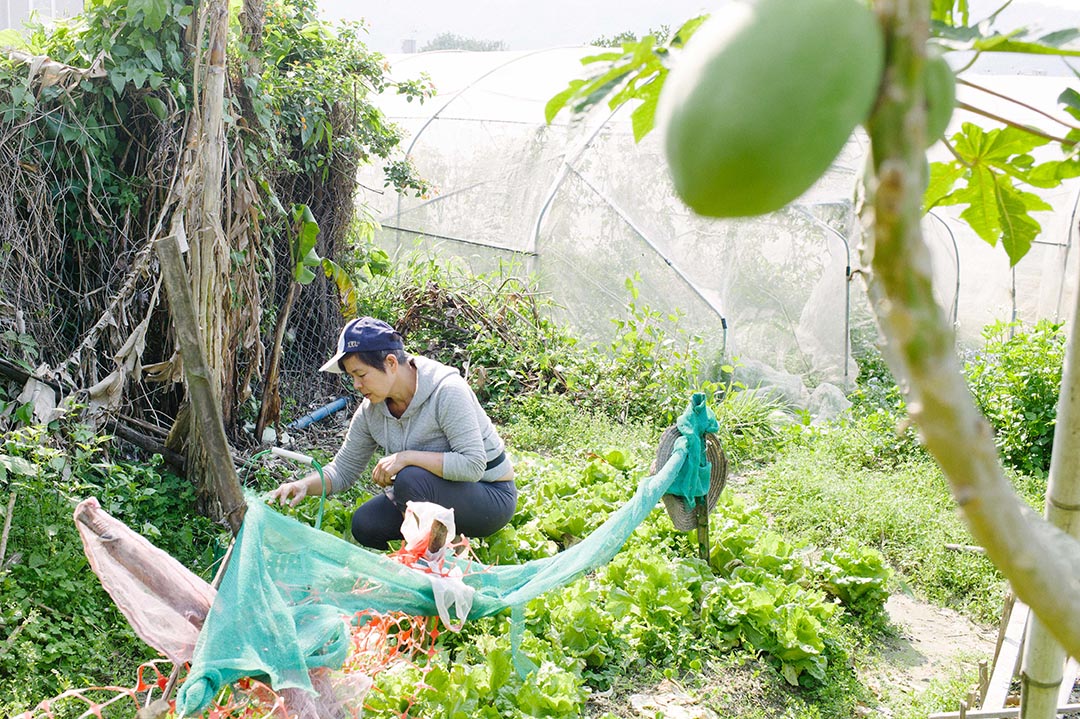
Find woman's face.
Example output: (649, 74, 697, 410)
(342, 354, 395, 404)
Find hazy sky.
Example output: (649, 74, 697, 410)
(320, 0, 1080, 60)
(318, 0, 714, 53)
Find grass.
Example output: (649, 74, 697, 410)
(743, 431, 1010, 625)
(501, 393, 660, 464)
(886, 661, 983, 719)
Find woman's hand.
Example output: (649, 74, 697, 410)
(268, 476, 320, 507)
(372, 452, 411, 488)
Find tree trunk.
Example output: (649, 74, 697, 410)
(179, 0, 237, 522)
(866, 0, 1080, 671)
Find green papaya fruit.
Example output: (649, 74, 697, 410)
(924, 50, 956, 144)
(659, 0, 885, 218)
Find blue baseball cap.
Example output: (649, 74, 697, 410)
(320, 317, 404, 373)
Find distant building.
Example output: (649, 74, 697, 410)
(401, 38, 416, 54)
(2, 0, 83, 31)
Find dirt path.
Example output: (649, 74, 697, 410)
(865, 593, 997, 704)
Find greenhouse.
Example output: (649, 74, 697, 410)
(360, 47, 1080, 395)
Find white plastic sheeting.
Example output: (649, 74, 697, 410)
(357, 48, 1080, 388)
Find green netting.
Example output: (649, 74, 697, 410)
(177, 394, 718, 716)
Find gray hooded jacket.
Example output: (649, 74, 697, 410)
(321, 355, 510, 493)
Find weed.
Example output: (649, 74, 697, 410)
(0, 423, 222, 714)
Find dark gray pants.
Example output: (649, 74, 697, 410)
(351, 466, 517, 550)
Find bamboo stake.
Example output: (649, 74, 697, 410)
(865, 0, 1080, 664)
(1020, 216, 1080, 719)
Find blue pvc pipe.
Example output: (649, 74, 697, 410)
(287, 396, 348, 430)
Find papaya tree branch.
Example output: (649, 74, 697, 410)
(955, 100, 1076, 146)
(940, 136, 972, 166)
(958, 77, 1080, 132)
(866, 0, 1080, 660)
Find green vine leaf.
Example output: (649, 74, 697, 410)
(144, 95, 167, 120)
(127, 0, 169, 32)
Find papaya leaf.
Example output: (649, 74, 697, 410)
(972, 37, 1080, 57)
(630, 79, 662, 143)
(1061, 88, 1080, 111)
(544, 80, 584, 123)
(995, 181, 1048, 266)
(952, 123, 1046, 167)
(935, 122, 1068, 265)
(930, 0, 968, 26)
(1040, 29, 1080, 47)
(579, 50, 625, 64)
(544, 19, 706, 131)
(954, 166, 1002, 246)
(932, 18, 1080, 57)
(948, 167, 1051, 265)
(670, 15, 708, 47)
(923, 160, 966, 212)
(572, 66, 633, 115)
(1024, 159, 1080, 188)
(1059, 88, 1080, 127)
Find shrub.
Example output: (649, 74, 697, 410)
(964, 319, 1065, 477)
(358, 256, 723, 427)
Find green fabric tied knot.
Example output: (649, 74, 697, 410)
(667, 392, 720, 508)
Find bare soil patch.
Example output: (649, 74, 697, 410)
(871, 593, 996, 697)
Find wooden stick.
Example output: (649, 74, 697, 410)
(945, 543, 987, 554)
(928, 703, 1080, 719)
(118, 413, 170, 439)
(695, 497, 709, 563)
(106, 421, 187, 473)
(0, 492, 16, 567)
(154, 234, 246, 534)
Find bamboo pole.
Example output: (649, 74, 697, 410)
(865, 0, 1080, 663)
(155, 234, 246, 534)
(1019, 226, 1080, 716)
